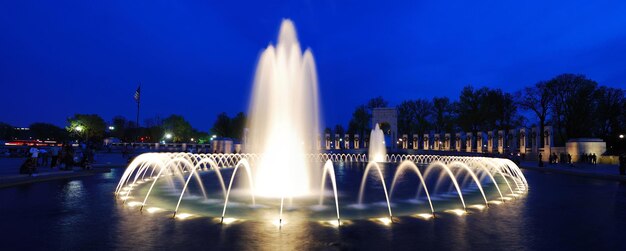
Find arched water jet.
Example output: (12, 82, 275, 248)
(173, 164, 204, 217)
(468, 160, 505, 202)
(423, 161, 467, 210)
(357, 162, 393, 220)
(221, 159, 256, 223)
(389, 161, 435, 216)
(448, 162, 489, 207)
(195, 158, 227, 199)
(318, 160, 341, 224)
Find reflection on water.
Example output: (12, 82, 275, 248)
(1, 169, 626, 250)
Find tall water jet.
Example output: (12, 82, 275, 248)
(246, 19, 321, 198)
(368, 124, 386, 162)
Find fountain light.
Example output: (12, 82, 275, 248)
(320, 219, 348, 227)
(446, 209, 466, 216)
(374, 217, 393, 225)
(414, 213, 434, 220)
(146, 207, 162, 213)
(469, 204, 486, 210)
(271, 219, 285, 227)
(126, 201, 142, 207)
(489, 200, 503, 205)
(221, 217, 238, 224)
(174, 213, 194, 220)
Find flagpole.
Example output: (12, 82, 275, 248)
(136, 83, 141, 128)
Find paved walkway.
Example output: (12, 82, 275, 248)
(520, 160, 626, 182)
(0, 153, 128, 188)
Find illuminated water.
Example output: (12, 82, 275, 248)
(2, 166, 626, 250)
(246, 19, 320, 198)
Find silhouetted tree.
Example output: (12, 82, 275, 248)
(347, 105, 370, 136)
(66, 114, 106, 142)
(29, 123, 67, 141)
(0, 122, 15, 140)
(517, 81, 551, 143)
(162, 115, 194, 142)
(397, 99, 433, 136)
(546, 74, 598, 142)
(432, 97, 454, 133)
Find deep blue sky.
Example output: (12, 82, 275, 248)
(2, 0, 626, 130)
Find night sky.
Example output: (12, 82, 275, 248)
(2, 1, 626, 130)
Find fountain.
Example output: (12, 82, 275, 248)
(115, 20, 528, 227)
(246, 19, 320, 198)
(368, 124, 386, 162)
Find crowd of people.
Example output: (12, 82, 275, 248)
(19, 143, 95, 176)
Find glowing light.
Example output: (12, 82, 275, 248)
(221, 217, 238, 224)
(446, 209, 466, 216)
(414, 213, 434, 220)
(469, 204, 486, 210)
(165, 133, 173, 139)
(271, 219, 285, 227)
(146, 207, 162, 213)
(108, 126, 115, 130)
(126, 201, 142, 207)
(120, 196, 131, 200)
(319, 220, 343, 227)
(374, 217, 392, 225)
(75, 126, 83, 132)
(620, 134, 624, 139)
(174, 213, 193, 220)
(490, 200, 503, 205)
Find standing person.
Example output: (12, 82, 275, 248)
(50, 144, 60, 168)
(63, 144, 74, 170)
(538, 153, 543, 167)
(592, 153, 597, 165)
(567, 153, 573, 167)
(40, 148, 49, 167)
(29, 146, 39, 167)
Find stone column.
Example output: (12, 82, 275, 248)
(508, 129, 518, 153)
(325, 133, 331, 150)
(344, 134, 350, 149)
(487, 131, 494, 153)
(412, 134, 418, 150)
(531, 127, 538, 153)
(477, 132, 484, 153)
(434, 134, 441, 150)
(354, 134, 360, 149)
(466, 132, 473, 152)
(497, 130, 504, 154)
(363, 135, 369, 148)
(423, 134, 430, 150)
(519, 128, 527, 154)
(455, 133, 462, 151)
(443, 133, 450, 150)
(401, 134, 408, 149)
(335, 134, 341, 150)
(544, 126, 553, 148)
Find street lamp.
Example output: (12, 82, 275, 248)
(75, 125, 83, 132)
(108, 126, 115, 130)
(165, 133, 173, 139)
(620, 134, 624, 139)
